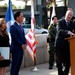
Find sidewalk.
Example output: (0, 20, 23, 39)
(6, 63, 71, 75)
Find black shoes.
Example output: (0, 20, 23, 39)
(49, 66, 53, 70)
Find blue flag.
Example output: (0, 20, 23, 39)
(5, 0, 15, 32)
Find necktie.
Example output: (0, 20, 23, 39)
(19, 25, 23, 32)
(67, 22, 70, 30)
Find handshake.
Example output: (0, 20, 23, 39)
(68, 31, 75, 36)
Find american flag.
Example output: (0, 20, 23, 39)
(25, 0, 36, 61)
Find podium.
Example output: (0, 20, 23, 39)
(66, 36, 75, 75)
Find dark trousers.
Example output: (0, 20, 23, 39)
(56, 47, 70, 75)
(49, 42, 55, 68)
(10, 51, 23, 75)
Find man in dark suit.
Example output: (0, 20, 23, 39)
(55, 10, 75, 75)
(10, 11, 26, 75)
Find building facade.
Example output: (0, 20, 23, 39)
(0, 0, 48, 28)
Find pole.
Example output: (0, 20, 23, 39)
(32, 55, 39, 71)
(34, 55, 36, 66)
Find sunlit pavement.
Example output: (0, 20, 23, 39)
(6, 63, 71, 75)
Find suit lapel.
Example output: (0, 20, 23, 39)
(14, 22, 24, 34)
(61, 19, 68, 28)
(63, 19, 73, 30)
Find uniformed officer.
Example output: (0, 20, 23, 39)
(48, 16, 58, 69)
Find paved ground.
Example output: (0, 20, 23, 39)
(6, 63, 71, 75)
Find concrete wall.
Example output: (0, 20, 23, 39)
(6, 34, 49, 71)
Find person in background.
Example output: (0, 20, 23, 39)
(10, 11, 27, 75)
(55, 10, 75, 75)
(0, 18, 10, 75)
(48, 16, 58, 69)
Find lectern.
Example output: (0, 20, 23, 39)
(67, 36, 75, 75)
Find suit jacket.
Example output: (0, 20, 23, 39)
(10, 22, 26, 53)
(55, 18, 75, 48)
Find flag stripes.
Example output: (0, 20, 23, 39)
(26, 30, 36, 52)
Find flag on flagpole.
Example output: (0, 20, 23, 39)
(25, 0, 36, 61)
(5, 0, 15, 44)
(48, 2, 56, 29)
(5, 0, 15, 32)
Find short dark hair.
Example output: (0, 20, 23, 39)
(52, 16, 57, 20)
(14, 11, 21, 20)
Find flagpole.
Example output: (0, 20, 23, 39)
(34, 55, 36, 66)
(25, 0, 39, 71)
(9, 0, 11, 31)
(32, 54, 39, 71)
(30, 0, 39, 71)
